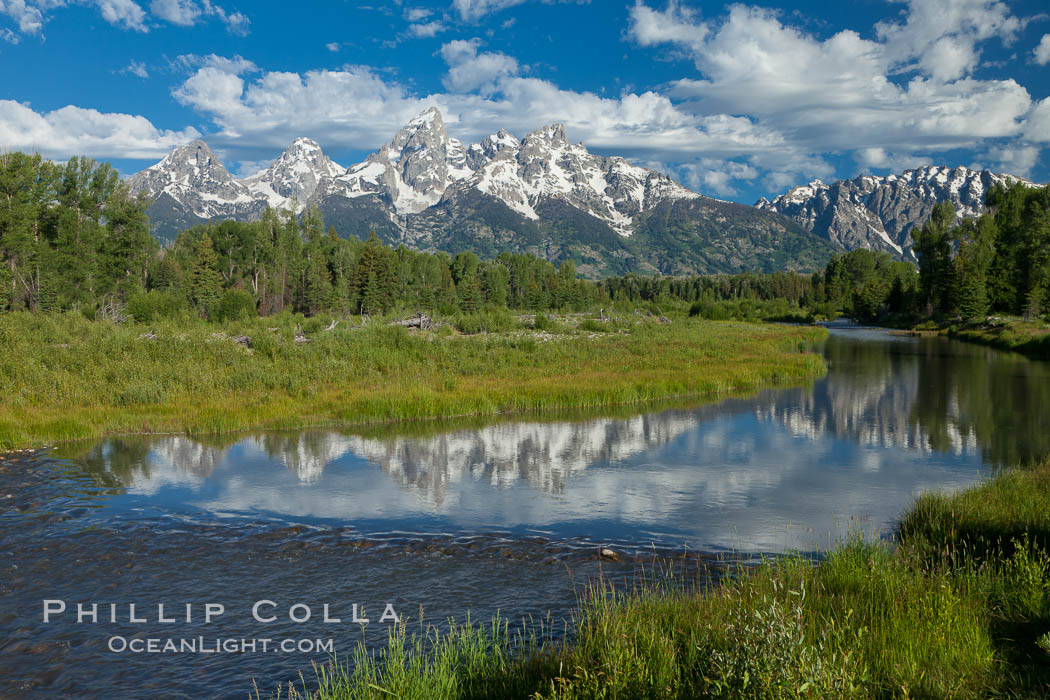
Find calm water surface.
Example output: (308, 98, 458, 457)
(2, 325, 1049, 697)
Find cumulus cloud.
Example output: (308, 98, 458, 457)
(1035, 34, 1050, 65)
(0, 0, 45, 35)
(0, 99, 201, 159)
(984, 143, 1040, 176)
(94, 0, 148, 31)
(325, 41, 339, 52)
(150, 0, 197, 25)
(678, 158, 758, 196)
(406, 20, 445, 38)
(164, 49, 785, 172)
(627, 0, 1041, 191)
(1024, 98, 1050, 143)
(440, 39, 518, 93)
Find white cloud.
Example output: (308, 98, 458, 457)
(678, 158, 758, 196)
(0, 99, 200, 159)
(404, 7, 431, 22)
(630, 1, 1036, 181)
(1035, 34, 1050, 65)
(451, 0, 587, 22)
(853, 147, 932, 173)
(95, 0, 148, 31)
(0, 26, 20, 42)
(166, 51, 783, 168)
(452, 0, 525, 21)
(0, 0, 246, 37)
(150, 0, 197, 25)
(122, 59, 149, 77)
(629, 0, 706, 51)
(1024, 98, 1050, 143)
(875, 0, 1022, 74)
(984, 144, 1040, 176)
(440, 39, 518, 93)
(0, 0, 44, 35)
(407, 20, 445, 38)
(199, 0, 248, 36)
(325, 41, 339, 52)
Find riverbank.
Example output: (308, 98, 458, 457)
(0, 311, 827, 451)
(283, 459, 1050, 699)
(888, 318, 1050, 360)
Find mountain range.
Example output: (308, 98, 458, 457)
(129, 107, 1035, 276)
(756, 167, 1031, 261)
(128, 108, 838, 277)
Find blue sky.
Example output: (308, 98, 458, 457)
(2, 0, 1049, 204)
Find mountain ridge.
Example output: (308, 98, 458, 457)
(129, 107, 837, 277)
(756, 166, 1034, 260)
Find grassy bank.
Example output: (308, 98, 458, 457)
(947, 320, 1050, 360)
(0, 311, 826, 450)
(278, 461, 1050, 700)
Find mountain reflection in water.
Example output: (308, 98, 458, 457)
(52, 327, 1050, 553)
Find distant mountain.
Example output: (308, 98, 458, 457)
(756, 166, 1031, 260)
(129, 108, 839, 277)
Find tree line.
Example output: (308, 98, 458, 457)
(0, 152, 602, 321)
(4, 150, 1047, 325)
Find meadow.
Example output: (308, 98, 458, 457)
(0, 310, 827, 450)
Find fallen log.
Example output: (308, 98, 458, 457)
(391, 313, 434, 330)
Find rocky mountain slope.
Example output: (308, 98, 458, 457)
(756, 167, 1030, 260)
(129, 108, 838, 277)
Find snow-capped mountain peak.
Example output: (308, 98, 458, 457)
(757, 165, 1033, 258)
(242, 137, 343, 211)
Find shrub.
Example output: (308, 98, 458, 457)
(578, 319, 607, 333)
(127, 290, 187, 324)
(453, 309, 518, 335)
(214, 289, 256, 323)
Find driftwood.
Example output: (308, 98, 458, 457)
(95, 295, 128, 324)
(294, 323, 311, 345)
(391, 313, 434, 330)
(232, 335, 251, 347)
(324, 319, 339, 331)
(138, 331, 158, 341)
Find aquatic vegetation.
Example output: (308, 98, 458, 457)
(0, 311, 826, 450)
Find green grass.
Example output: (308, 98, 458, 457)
(948, 319, 1050, 360)
(271, 461, 1050, 700)
(0, 311, 827, 450)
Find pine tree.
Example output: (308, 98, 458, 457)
(190, 235, 224, 317)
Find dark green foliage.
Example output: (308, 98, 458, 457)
(189, 235, 223, 317)
(127, 289, 187, 323)
(910, 182, 1050, 322)
(215, 288, 256, 322)
(0, 153, 157, 313)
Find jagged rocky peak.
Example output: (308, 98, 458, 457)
(467, 129, 520, 168)
(757, 165, 1033, 259)
(131, 139, 236, 190)
(332, 106, 474, 214)
(243, 136, 343, 206)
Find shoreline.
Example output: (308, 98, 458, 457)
(0, 314, 828, 451)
